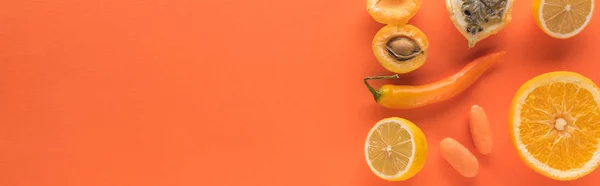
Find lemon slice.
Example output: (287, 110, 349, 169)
(534, 0, 594, 39)
(364, 117, 428, 181)
(510, 71, 600, 180)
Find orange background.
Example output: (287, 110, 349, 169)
(1, 0, 599, 186)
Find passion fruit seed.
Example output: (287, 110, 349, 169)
(385, 37, 422, 61)
(461, 0, 507, 35)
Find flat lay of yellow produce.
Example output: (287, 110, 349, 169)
(361, 0, 600, 183)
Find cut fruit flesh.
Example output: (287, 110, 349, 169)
(372, 24, 429, 74)
(510, 71, 600, 180)
(534, 0, 594, 39)
(365, 117, 428, 181)
(446, 0, 515, 48)
(367, 0, 422, 24)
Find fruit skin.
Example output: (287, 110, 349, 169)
(532, 0, 594, 39)
(364, 51, 506, 109)
(532, 0, 542, 30)
(365, 117, 428, 181)
(509, 71, 600, 181)
(366, 0, 422, 25)
(372, 24, 429, 74)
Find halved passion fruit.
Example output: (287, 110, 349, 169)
(372, 24, 429, 74)
(446, 0, 515, 48)
(367, 0, 422, 24)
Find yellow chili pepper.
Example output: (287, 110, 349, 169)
(364, 51, 506, 109)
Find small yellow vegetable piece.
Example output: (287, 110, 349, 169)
(439, 137, 479, 177)
(469, 105, 493, 155)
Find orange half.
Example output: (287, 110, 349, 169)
(509, 71, 600, 180)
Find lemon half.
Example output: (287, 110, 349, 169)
(365, 117, 428, 181)
(533, 0, 594, 39)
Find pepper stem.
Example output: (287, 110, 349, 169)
(363, 74, 399, 101)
